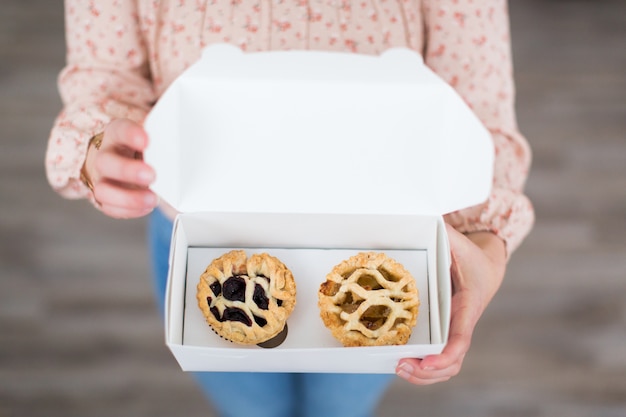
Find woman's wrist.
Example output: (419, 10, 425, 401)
(465, 231, 507, 267)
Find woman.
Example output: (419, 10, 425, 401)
(45, 1, 533, 416)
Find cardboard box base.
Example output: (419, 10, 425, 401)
(165, 212, 450, 373)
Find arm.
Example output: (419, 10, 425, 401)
(422, 0, 534, 255)
(396, 0, 533, 384)
(45, 0, 158, 217)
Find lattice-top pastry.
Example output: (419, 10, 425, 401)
(197, 250, 296, 345)
(318, 252, 419, 347)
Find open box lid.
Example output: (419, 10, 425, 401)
(144, 44, 493, 216)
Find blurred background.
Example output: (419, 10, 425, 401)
(1, 1, 625, 416)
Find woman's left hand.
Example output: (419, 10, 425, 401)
(395, 224, 507, 385)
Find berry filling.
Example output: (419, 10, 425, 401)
(206, 274, 277, 329)
(209, 281, 222, 297)
(253, 284, 269, 310)
(222, 276, 246, 302)
(209, 302, 253, 327)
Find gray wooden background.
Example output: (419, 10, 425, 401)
(1, 1, 625, 416)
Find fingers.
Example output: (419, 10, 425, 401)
(395, 330, 470, 386)
(105, 118, 150, 153)
(86, 119, 158, 219)
(95, 149, 155, 186)
(97, 119, 155, 187)
(421, 327, 471, 368)
(93, 180, 158, 219)
(395, 355, 463, 385)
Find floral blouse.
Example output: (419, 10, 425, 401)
(46, 0, 533, 255)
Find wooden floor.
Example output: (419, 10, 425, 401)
(1, 1, 625, 416)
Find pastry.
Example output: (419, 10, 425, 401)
(318, 252, 419, 347)
(197, 250, 297, 345)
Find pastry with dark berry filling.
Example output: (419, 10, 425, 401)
(197, 250, 297, 345)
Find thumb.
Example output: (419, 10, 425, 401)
(444, 224, 473, 275)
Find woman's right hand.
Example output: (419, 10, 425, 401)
(82, 118, 159, 218)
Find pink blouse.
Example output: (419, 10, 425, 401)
(46, 0, 533, 255)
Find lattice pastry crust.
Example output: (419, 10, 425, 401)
(197, 250, 297, 345)
(318, 252, 419, 347)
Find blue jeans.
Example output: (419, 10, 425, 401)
(147, 209, 394, 417)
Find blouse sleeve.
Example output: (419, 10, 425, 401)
(422, 0, 534, 256)
(45, 0, 155, 199)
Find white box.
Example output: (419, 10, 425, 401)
(144, 45, 493, 373)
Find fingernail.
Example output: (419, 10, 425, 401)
(397, 362, 414, 377)
(138, 169, 155, 183)
(144, 194, 158, 206)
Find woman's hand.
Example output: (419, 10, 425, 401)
(395, 224, 507, 385)
(82, 119, 158, 218)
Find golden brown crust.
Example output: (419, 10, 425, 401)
(197, 250, 296, 345)
(318, 252, 419, 347)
